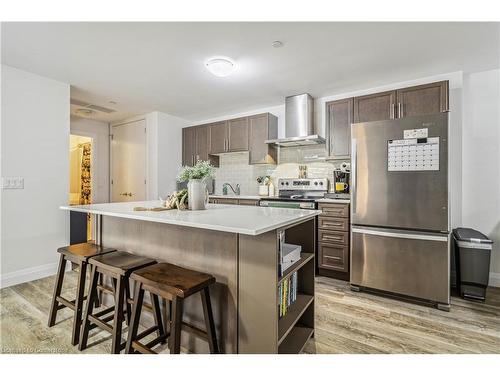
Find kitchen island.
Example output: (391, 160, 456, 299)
(60, 201, 320, 354)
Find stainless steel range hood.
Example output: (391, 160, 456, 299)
(266, 93, 325, 146)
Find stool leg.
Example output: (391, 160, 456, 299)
(71, 261, 87, 346)
(48, 254, 67, 327)
(170, 296, 183, 354)
(79, 265, 99, 351)
(95, 273, 104, 308)
(151, 293, 166, 343)
(111, 276, 125, 354)
(125, 283, 145, 354)
(93, 269, 100, 308)
(201, 287, 219, 354)
(124, 280, 132, 325)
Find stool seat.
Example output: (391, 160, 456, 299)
(131, 263, 215, 299)
(89, 251, 156, 276)
(57, 242, 115, 262)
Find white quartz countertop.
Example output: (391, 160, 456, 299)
(60, 201, 321, 236)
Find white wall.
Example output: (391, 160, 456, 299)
(1, 65, 70, 287)
(112, 111, 188, 200)
(462, 69, 500, 284)
(156, 111, 188, 197)
(70, 116, 110, 203)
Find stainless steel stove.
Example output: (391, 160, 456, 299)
(259, 178, 328, 209)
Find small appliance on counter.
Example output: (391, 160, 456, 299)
(331, 162, 350, 199)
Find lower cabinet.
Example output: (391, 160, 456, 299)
(317, 202, 350, 280)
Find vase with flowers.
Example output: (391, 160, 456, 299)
(256, 175, 271, 196)
(178, 160, 215, 210)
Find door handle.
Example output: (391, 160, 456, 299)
(351, 138, 357, 214)
(352, 227, 448, 242)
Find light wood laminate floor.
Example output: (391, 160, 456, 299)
(1, 272, 499, 354)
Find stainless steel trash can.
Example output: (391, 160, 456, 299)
(453, 228, 493, 301)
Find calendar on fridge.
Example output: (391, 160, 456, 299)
(387, 137, 439, 171)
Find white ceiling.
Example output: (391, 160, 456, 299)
(2, 22, 499, 123)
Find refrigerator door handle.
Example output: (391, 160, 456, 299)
(351, 138, 357, 214)
(352, 227, 448, 242)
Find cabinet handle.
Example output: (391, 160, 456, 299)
(325, 221, 343, 227)
(324, 255, 342, 261)
(391, 103, 395, 119)
(398, 102, 402, 118)
(323, 235, 342, 241)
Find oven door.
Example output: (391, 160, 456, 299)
(259, 200, 316, 209)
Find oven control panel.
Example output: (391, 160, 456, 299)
(278, 178, 329, 191)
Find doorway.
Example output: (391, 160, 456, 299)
(69, 134, 93, 241)
(110, 119, 147, 202)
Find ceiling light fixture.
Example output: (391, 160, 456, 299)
(205, 57, 236, 77)
(272, 40, 284, 48)
(75, 108, 94, 116)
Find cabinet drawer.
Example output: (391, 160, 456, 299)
(318, 216, 349, 231)
(318, 229, 349, 245)
(318, 243, 348, 272)
(318, 203, 349, 217)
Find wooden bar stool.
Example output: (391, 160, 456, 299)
(47, 243, 116, 345)
(125, 262, 219, 354)
(78, 251, 163, 354)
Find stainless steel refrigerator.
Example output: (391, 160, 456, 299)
(350, 112, 450, 310)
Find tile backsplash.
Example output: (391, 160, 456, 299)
(213, 148, 348, 195)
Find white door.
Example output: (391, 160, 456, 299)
(111, 120, 146, 202)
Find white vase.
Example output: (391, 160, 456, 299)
(188, 179, 208, 210)
(258, 185, 269, 196)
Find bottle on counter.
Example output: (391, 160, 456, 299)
(268, 181, 275, 197)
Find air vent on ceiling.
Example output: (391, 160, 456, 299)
(70, 98, 116, 114)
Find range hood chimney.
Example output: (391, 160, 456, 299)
(266, 93, 325, 147)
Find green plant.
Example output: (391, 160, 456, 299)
(256, 175, 271, 185)
(178, 160, 215, 182)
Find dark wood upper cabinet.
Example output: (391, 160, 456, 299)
(353, 90, 396, 123)
(248, 113, 278, 164)
(208, 121, 227, 154)
(182, 126, 196, 166)
(227, 117, 249, 152)
(195, 125, 209, 162)
(327, 98, 353, 159)
(396, 81, 449, 118)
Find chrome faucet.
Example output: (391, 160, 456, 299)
(222, 183, 240, 196)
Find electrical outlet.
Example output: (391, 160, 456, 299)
(1, 177, 24, 189)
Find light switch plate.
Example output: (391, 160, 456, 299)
(1, 177, 25, 189)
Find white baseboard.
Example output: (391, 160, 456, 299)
(0, 262, 71, 289)
(490, 272, 500, 288)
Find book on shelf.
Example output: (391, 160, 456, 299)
(278, 271, 298, 318)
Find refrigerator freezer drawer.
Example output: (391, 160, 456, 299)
(350, 226, 450, 304)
